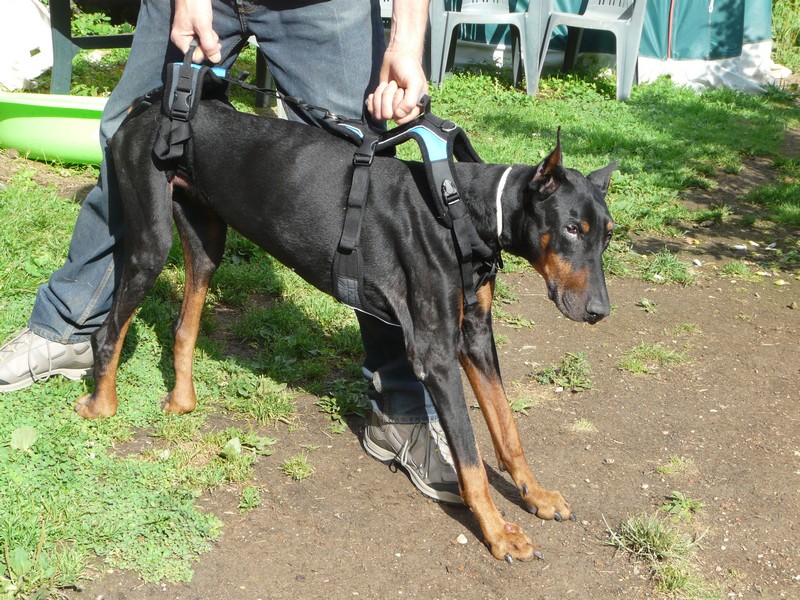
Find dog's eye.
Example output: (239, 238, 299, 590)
(605, 230, 613, 246)
(565, 224, 579, 236)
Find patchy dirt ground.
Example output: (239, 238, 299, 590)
(1, 139, 799, 599)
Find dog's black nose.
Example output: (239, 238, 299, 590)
(586, 298, 610, 322)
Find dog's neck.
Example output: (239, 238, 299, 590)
(455, 163, 536, 255)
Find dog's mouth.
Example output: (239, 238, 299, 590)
(547, 283, 609, 324)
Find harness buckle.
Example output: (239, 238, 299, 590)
(442, 179, 460, 205)
(171, 87, 193, 121)
(353, 152, 374, 166)
(353, 137, 378, 166)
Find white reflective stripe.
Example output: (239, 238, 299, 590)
(495, 166, 513, 242)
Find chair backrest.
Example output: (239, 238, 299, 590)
(585, 0, 637, 19)
(459, 0, 511, 14)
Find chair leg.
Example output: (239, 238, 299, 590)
(511, 28, 521, 87)
(521, 26, 540, 95)
(428, 7, 447, 86)
(615, 33, 639, 101)
(255, 50, 271, 109)
(563, 27, 583, 72)
(49, 0, 78, 94)
(538, 20, 557, 82)
(438, 22, 458, 87)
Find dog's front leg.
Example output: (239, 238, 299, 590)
(459, 282, 573, 523)
(408, 320, 537, 562)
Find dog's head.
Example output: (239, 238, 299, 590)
(513, 134, 616, 324)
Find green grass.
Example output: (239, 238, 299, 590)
(238, 486, 262, 513)
(281, 453, 315, 481)
(534, 352, 593, 392)
(569, 418, 597, 433)
(661, 491, 706, 523)
(692, 204, 733, 224)
(641, 248, 695, 285)
(656, 455, 698, 477)
(720, 261, 762, 282)
(773, 0, 800, 72)
(745, 157, 800, 227)
(605, 513, 715, 599)
(618, 343, 687, 374)
(665, 323, 702, 337)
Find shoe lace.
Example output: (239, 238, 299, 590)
(428, 421, 454, 466)
(0, 328, 30, 355)
(394, 421, 454, 480)
(395, 423, 426, 478)
(27, 332, 53, 384)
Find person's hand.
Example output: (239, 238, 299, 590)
(171, 0, 222, 63)
(368, 48, 429, 124)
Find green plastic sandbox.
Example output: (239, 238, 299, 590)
(0, 92, 106, 165)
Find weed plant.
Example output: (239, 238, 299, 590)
(605, 513, 714, 599)
(618, 342, 686, 374)
(772, 0, 800, 71)
(534, 352, 593, 392)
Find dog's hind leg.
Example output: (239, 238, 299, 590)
(162, 194, 226, 414)
(75, 178, 175, 419)
(458, 282, 573, 523)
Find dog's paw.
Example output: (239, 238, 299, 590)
(74, 393, 117, 419)
(160, 391, 196, 415)
(487, 522, 540, 563)
(522, 487, 574, 522)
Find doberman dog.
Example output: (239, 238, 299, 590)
(75, 96, 615, 563)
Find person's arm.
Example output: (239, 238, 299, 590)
(171, 0, 222, 63)
(368, 0, 430, 124)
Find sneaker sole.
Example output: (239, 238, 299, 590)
(0, 367, 93, 393)
(362, 433, 464, 506)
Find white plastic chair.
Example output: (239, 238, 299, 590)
(429, 0, 552, 95)
(538, 0, 648, 101)
(379, 0, 393, 20)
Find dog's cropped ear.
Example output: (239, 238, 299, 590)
(530, 128, 566, 197)
(587, 161, 618, 196)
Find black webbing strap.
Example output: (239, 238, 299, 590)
(370, 97, 495, 306)
(338, 132, 379, 254)
(333, 131, 386, 315)
(150, 54, 497, 311)
(153, 42, 229, 177)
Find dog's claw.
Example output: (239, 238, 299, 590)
(524, 504, 538, 516)
(569, 513, 577, 522)
(533, 550, 545, 560)
(554, 512, 563, 522)
(504, 553, 513, 564)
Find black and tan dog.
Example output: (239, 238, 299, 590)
(76, 96, 615, 562)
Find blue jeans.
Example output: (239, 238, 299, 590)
(29, 0, 434, 423)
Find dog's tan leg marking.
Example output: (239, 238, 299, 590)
(460, 283, 572, 521)
(162, 277, 208, 415)
(458, 463, 539, 561)
(75, 315, 133, 419)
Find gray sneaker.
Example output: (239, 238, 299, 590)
(362, 412, 463, 505)
(0, 328, 93, 392)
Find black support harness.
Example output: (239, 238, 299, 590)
(151, 48, 500, 324)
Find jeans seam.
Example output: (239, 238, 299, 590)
(70, 260, 116, 343)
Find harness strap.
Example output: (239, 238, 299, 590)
(151, 53, 499, 315)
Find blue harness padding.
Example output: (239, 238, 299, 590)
(151, 47, 498, 323)
(323, 97, 496, 319)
